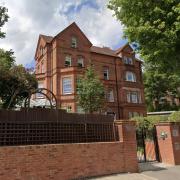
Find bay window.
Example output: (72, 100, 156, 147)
(62, 77, 72, 94)
(127, 91, 141, 103)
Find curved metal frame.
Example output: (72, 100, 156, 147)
(24, 88, 58, 109)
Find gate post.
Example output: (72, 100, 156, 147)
(156, 122, 180, 165)
(115, 120, 138, 172)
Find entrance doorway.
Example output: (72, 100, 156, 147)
(136, 127, 160, 162)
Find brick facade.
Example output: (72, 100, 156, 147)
(35, 22, 146, 119)
(0, 121, 138, 180)
(156, 122, 180, 165)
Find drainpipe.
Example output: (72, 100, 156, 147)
(114, 57, 121, 119)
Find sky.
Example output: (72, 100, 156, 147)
(0, 0, 127, 68)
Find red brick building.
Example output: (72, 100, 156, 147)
(35, 22, 146, 119)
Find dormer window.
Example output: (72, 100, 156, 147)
(71, 37, 77, 48)
(77, 57, 84, 68)
(126, 71, 136, 82)
(124, 56, 133, 65)
(65, 55, 71, 67)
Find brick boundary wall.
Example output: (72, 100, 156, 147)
(0, 121, 138, 180)
(156, 122, 180, 165)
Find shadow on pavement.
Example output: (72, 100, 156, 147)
(139, 162, 169, 172)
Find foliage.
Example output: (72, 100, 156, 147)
(144, 69, 180, 111)
(76, 66, 105, 113)
(108, 0, 180, 74)
(131, 115, 169, 130)
(0, 65, 38, 109)
(0, 49, 15, 70)
(0, 5, 37, 109)
(168, 111, 180, 122)
(0, 6, 9, 38)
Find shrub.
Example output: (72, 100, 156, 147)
(131, 115, 169, 130)
(168, 111, 180, 122)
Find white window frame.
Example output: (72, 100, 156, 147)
(126, 71, 136, 82)
(107, 90, 114, 102)
(62, 77, 72, 95)
(37, 82, 44, 98)
(131, 92, 138, 103)
(71, 37, 77, 48)
(103, 68, 109, 80)
(65, 55, 71, 67)
(127, 91, 140, 103)
(127, 92, 131, 103)
(124, 56, 133, 65)
(77, 57, 84, 68)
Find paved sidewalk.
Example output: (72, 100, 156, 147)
(89, 162, 180, 180)
(142, 165, 180, 180)
(90, 173, 156, 180)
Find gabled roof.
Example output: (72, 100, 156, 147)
(53, 22, 92, 46)
(115, 43, 134, 54)
(35, 34, 53, 59)
(40, 34, 53, 43)
(35, 22, 92, 59)
(91, 46, 117, 57)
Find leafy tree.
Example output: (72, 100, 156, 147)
(0, 48, 15, 70)
(144, 69, 180, 111)
(0, 6, 9, 38)
(76, 66, 105, 113)
(0, 5, 37, 109)
(0, 65, 37, 109)
(108, 0, 180, 74)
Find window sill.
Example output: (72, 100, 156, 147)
(125, 80, 136, 83)
(62, 93, 73, 95)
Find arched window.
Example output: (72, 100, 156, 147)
(126, 71, 136, 82)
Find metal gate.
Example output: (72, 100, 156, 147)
(136, 127, 160, 162)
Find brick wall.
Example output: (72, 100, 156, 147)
(156, 122, 180, 165)
(0, 121, 138, 180)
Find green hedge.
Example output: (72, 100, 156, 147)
(131, 111, 180, 130)
(168, 111, 180, 122)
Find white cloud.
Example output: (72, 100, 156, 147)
(0, 0, 124, 66)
